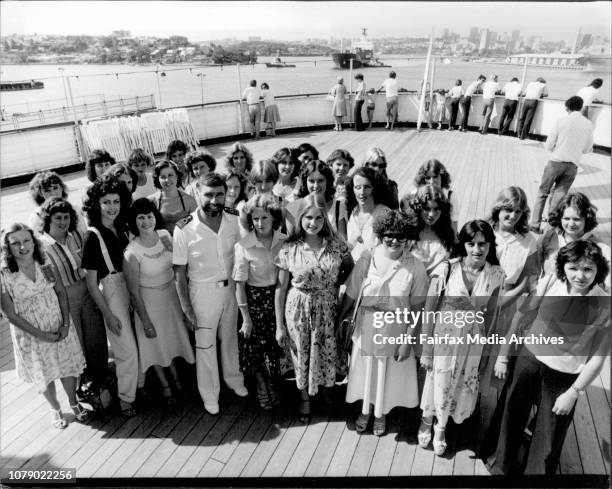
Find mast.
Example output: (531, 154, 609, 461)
(417, 32, 434, 131)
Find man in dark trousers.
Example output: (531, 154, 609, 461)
(498, 77, 522, 136)
(459, 74, 485, 131)
(529, 96, 593, 233)
(517, 77, 548, 139)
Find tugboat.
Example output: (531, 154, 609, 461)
(0, 79, 45, 91)
(266, 57, 296, 68)
(332, 28, 391, 69)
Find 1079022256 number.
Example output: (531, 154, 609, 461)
(2, 469, 76, 483)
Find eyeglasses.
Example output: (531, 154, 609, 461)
(382, 234, 407, 244)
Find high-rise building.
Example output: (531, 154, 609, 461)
(479, 29, 491, 54)
(442, 28, 450, 40)
(469, 27, 479, 43)
(511, 29, 521, 43)
(579, 33, 593, 50)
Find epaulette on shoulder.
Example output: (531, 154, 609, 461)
(224, 207, 239, 216)
(176, 214, 193, 230)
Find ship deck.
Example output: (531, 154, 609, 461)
(0, 127, 610, 482)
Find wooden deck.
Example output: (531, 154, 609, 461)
(0, 127, 610, 482)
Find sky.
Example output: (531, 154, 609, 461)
(1, 1, 611, 43)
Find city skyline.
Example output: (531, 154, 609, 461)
(2, 1, 611, 44)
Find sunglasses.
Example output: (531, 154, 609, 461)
(382, 234, 407, 243)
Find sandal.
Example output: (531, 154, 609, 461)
(71, 403, 92, 423)
(373, 415, 386, 437)
(161, 385, 176, 407)
(417, 418, 433, 448)
(433, 423, 447, 456)
(355, 412, 371, 434)
(119, 400, 137, 417)
(50, 408, 67, 429)
(257, 391, 273, 410)
(298, 398, 311, 423)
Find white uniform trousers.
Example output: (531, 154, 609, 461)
(190, 282, 245, 406)
(100, 272, 139, 403)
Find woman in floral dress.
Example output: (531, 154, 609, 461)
(275, 194, 353, 422)
(0, 223, 88, 429)
(418, 220, 504, 456)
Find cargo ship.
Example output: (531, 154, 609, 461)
(332, 28, 391, 69)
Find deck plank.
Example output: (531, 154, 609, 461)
(368, 416, 399, 477)
(0, 128, 609, 479)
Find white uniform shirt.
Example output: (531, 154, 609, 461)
(524, 81, 548, 100)
(503, 81, 523, 101)
(576, 86, 599, 107)
(448, 85, 464, 98)
(464, 80, 481, 97)
(481, 80, 499, 99)
(545, 111, 594, 164)
(380, 78, 399, 97)
(242, 86, 261, 105)
(173, 211, 240, 283)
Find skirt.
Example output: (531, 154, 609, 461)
(264, 104, 281, 123)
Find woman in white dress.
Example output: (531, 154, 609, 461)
(339, 210, 428, 436)
(124, 199, 195, 405)
(345, 167, 393, 261)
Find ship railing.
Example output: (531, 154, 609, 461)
(0, 92, 609, 181)
(0, 95, 156, 132)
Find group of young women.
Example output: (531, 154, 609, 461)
(1, 136, 609, 476)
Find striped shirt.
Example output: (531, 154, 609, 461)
(40, 231, 86, 287)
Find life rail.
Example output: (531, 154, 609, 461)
(0, 92, 609, 181)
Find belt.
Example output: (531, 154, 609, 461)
(195, 279, 229, 288)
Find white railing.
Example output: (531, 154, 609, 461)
(0, 95, 156, 132)
(0, 93, 610, 180)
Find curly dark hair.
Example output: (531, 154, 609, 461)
(165, 140, 189, 161)
(296, 143, 319, 161)
(107, 163, 138, 193)
(28, 171, 68, 206)
(1, 223, 46, 273)
(82, 175, 132, 228)
(489, 186, 530, 235)
(271, 147, 301, 179)
(547, 192, 598, 234)
(326, 149, 355, 169)
(241, 193, 285, 231)
(414, 159, 452, 189)
(153, 160, 183, 190)
(128, 198, 165, 236)
(127, 148, 154, 169)
(372, 209, 421, 242)
(556, 240, 609, 288)
(86, 149, 116, 183)
(185, 150, 217, 177)
(40, 198, 78, 234)
(405, 184, 456, 252)
(453, 219, 499, 265)
(297, 160, 335, 202)
(345, 166, 394, 215)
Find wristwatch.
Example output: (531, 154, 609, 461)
(570, 384, 585, 396)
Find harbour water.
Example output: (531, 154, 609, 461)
(1, 56, 610, 113)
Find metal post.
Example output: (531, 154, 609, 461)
(236, 63, 245, 134)
(58, 67, 70, 109)
(349, 58, 354, 127)
(64, 74, 86, 163)
(417, 34, 434, 131)
(429, 56, 436, 127)
(197, 73, 205, 105)
(155, 65, 163, 109)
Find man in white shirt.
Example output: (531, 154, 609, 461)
(459, 74, 486, 131)
(530, 96, 594, 233)
(242, 79, 262, 139)
(498, 77, 522, 136)
(517, 77, 548, 139)
(447, 79, 464, 130)
(173, 173, 248, 414)
(576, 78, 603, 119)
(377, 71, 399, 130)
(479, 74, 500, 135)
